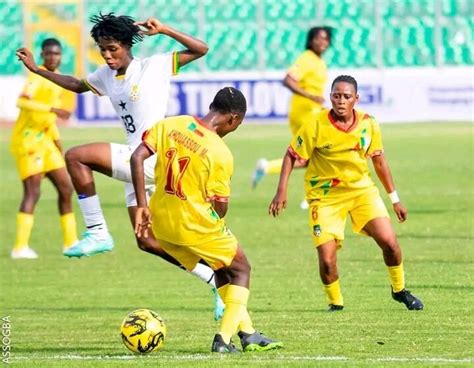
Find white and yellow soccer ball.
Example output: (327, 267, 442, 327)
(120, 309, 166, 353)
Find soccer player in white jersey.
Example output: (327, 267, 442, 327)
(16, 13, 225, 320)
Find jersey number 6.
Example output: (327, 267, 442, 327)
(164, 148, 190, 200)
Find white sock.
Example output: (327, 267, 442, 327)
(78, 194, 108, 236)
(189, 263, 216, 287)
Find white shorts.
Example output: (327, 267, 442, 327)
(110, 143, 156, 207)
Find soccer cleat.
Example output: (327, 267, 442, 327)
(327, 304, 344, 312)
(11, 247, 38, 259)
(251, 159, 268, 189)
(300, 199, 309, 210)
(211, 334, 240, 353)
(211, 287, 225, 321)
(238, 331, 283, 352)
(391, 288, 424, 310)
(63, 231, 114, 258)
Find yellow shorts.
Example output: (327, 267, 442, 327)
(289, 106, 322, 136)
(13, 146, 65, 180)
(157, 235, 239, 271)
(308, 186, 389, 248)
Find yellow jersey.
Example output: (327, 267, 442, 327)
(288, 50, 328, 120)
(143, 115, 234, 245)
(10, 66, 74, 155)
(289, 109, 384, 199)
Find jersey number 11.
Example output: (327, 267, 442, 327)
(164, 148, 190, 200)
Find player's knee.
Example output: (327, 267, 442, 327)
(65, 147, 80, 168)
(378, 235, 399, 252)
(320, 258, 337, 277)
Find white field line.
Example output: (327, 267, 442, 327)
(11, 354, 474, 364)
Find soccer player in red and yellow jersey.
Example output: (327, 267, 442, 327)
(269, 76, 423, 311)
(252, 27, 331, 208)
(131, 88, 282, 353)
(10, 38, 77, 259)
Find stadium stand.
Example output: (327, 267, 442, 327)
(0, 0, 471, 75)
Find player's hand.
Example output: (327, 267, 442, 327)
(268, 191, 287, 217)
(393, 202, 407, 223)
(309, 95, 325, 104)
(16, 47, 39, 73)
(134, 18, 165, 36)
(135, 207, 152, 238)
(51, 107, 71, 120)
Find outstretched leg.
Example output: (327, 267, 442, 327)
(363, 217, 423, 310)
(46, 167, 78, 249)
(63, 142, 114, 257)
(127, 206, 225, 320)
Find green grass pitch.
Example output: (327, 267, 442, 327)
(0, 123, 472, 367)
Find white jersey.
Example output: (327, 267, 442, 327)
(85, 52, 178, 147)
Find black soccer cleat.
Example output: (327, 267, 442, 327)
(211, 334, 240, 353)
(328, 304, 344, 312)
(391, 288, 424, 310)
(238, 331, 283, 352)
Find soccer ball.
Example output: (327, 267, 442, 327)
(120, 309, 166, 353)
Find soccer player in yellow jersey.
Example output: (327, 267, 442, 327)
(131, 88, 282, 353)
(253, 27, 331, 208)
(10, 38, 77, 259)
(269, 75, 423, 311)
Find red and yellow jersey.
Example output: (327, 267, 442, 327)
(288, 50, 328, 118)
(289, 109, 384, 199)
(10, 66, 73, 154)
(143, 115, 234, 245)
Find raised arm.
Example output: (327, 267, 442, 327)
(268, 150, 297, 217)
(130, 143, 154, 238)
(16, 48, 89, 93)
(371, 154, 407, 223)
(134, 18, 208, 67)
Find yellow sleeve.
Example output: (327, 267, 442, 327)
(287, 52, 311, 82)
(206, 155, 233, 202)
(16, 97, 51, 113)
(143, 123, 161, 153)
(289, 120, 318, 162)
(366, 117, 384, 157)
(17, 73, 52, 112)
(59, 89, 76, 112)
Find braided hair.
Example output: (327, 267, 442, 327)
(90, 12, 143, 47)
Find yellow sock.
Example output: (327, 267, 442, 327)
(266, 159, 283, 175)
(323, 279, 343, 306)
(14, 212, 34, 250)
(238, 309, 255, 335)
(217, 284, 255, 334)
(219, 285, 249, 344)
(387, 263, 405, 293)
(60, 212, 78, 248)
(217, 284, 229, 300)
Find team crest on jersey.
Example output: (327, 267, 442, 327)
(296, 136, 303, 147)
(313, 224, 322, 237)
(130, 85, 140, 102)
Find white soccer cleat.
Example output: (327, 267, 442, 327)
(300, 200, 309, 210)
(11, 247, 39, 259)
